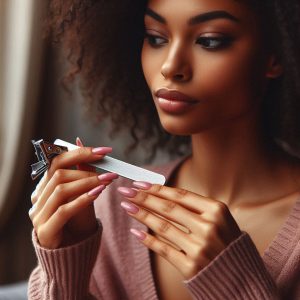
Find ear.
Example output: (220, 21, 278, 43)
(265, 54, 283, 79)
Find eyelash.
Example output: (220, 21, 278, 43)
(144, 33, 233, 50)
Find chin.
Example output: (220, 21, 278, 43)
(159, 118, 201, 136)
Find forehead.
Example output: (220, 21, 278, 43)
(145, 0, 256, 21)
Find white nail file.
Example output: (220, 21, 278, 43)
(54, 139, 166, 185)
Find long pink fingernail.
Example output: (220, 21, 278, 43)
(117, 187, 137, 198)
(130, 228, 146, 240)
(121, 201, 139, 214)
(76, 137, 84, 147)
(87, 185, 106, 196)
(98, 172, 119, 181)
(92, 147, 112, 155)
(132, 181, 152, 190)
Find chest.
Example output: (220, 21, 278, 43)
(151, 196, 297, 300)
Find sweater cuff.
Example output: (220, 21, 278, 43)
(32, 220, 102, 298)
(184, 232, 278, 300)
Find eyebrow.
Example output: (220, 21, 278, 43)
(145, 8, 240, 25)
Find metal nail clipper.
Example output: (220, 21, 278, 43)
(30, 139, 68, 180)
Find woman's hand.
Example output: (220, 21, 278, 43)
(117, 182, 241, 280)
(29, 140, 118, 249)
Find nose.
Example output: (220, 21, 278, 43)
(161, 41, 192, 82)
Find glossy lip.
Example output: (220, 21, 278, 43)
(154, 88, 199, 114)
(154, 88, 198, 103)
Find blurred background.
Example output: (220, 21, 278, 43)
(0, 0, 170, 296)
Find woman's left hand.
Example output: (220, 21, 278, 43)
(117, 182, 242, 280)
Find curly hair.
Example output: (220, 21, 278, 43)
(45, 0, 300, 162)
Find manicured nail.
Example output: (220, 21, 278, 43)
(87, 185, 106, 196)
(117, 187, 138, 198)
(98, 172, 119, 181)
(130, 228, 146, 240)
(132, 181, 152, 190)
(76, 137, 84, 147)
(121, 201, 139, 214)
(92, 147, 112, 155)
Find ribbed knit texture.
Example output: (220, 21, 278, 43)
(28, 157, 300, 299)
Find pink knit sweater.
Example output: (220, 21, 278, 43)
(28, 158, 300, 299)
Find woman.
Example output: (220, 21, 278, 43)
(28, 0, 300, 299)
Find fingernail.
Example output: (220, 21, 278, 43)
(92, 147, 112, 155)
(98, 172, 119, 181)
(87, 184, 106, 196)
(130, 228, 146, 240)
(121, 201, 139, 214)
(117, 187, 137, 198)
(132, 181, 152, 190)
(76, 137, 84, 147)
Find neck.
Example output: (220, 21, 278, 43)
(180, 111, 299, 208)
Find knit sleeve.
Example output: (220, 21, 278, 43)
(183, 232, 280, 300)
(27, 220, 102, 300)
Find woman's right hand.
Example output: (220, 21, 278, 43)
(29, 142, 118, 249)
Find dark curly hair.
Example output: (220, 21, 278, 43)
(45, 0, 300, 162)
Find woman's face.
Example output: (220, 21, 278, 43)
(141, 0, 272, 135)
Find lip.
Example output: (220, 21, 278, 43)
(155, 89, 198, 103)
(154, 88, 199, 114)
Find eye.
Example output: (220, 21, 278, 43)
(145, 33, 167, 48)
(196, 36, 233, 49)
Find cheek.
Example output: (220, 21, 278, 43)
(141, 44, 157, 89)
(198, 50, 262, 99)
(196, 43, 265, 114)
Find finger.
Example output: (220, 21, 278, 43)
(132, 182, 220, 215)
(76, 137, 96, 172)
(34, 146, 111, 199)
(37, 186, 104, 248)
(130, 228, 197, 280)
(32, 171, 118, 217)
(120, 201, 195, 255)
(31, 169, 97, 206)
(33, 175, 105, 225)
(48, 146, 112, 174)
(118, 187, 204, 233)
(117, 186, 232, 248)
(31, 175, 47, 204)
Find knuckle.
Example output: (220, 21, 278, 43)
(31, 216, 39, 229)
(36, 225, 45, 240)
(146, 234, 156, 248)
(158, 220, 171, 234)
(174, 188, 188, 198)
(205, 222, 219, 240)
(137, 191, 150, 204)
(54, 184, 66, 197)
(157, 243, 170, 258)
(56, 205, 68, 218)
(152, 184, 164, 193)
(53, 169, 65, 182)
(161, 201, 177, 214)
(138, 209, 150, 221)
(31, 192, 37, 204)
(213, 201, 228, 217)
